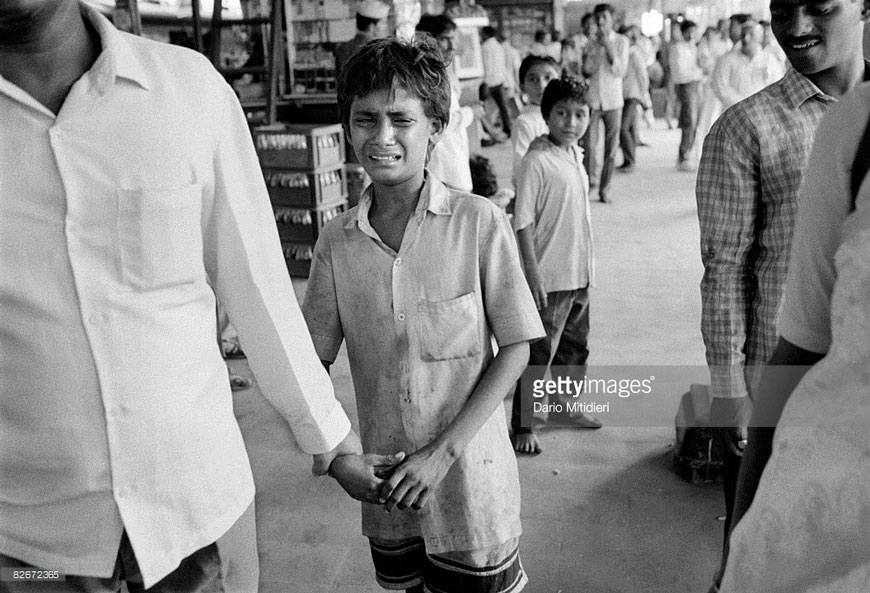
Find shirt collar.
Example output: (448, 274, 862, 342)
(780, 66, 832, 109)
(79, 1, 153, 94)
(347, 171, 453, 232)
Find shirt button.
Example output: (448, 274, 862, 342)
(397, 313, 406, 321)
(394, 258, 402, 266)
(88, 312, 106, 325)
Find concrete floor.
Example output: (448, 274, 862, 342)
(227, 121, 725, 593)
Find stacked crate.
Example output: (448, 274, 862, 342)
(253, 124, 347, 277)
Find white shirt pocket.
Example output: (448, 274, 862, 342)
(417, 292, 481, 361)
(117, 183, 204, 289)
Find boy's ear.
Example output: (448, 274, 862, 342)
(428, 118, 445, 145)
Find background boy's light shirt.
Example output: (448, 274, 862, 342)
(302, 176, 544, 552)
(0, 6, 349, 587)
(511, 105, 547, 183)
(428, 65, 474, 192)
(513, 138, 595, 293)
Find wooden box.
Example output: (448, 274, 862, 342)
(274, 200, 347, 244)
(254, 123, 345, 170)
(265, 165, 346, 207)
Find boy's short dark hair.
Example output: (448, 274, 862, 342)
(469, 155, 499, 198)
(336, 37, 451, 132)
(593, 3, 613, 16)
(540, 75, 589, 120)
(416, 13, 456, 38)
(356, 13, 380, 32)
(518, 54, 559, 85)
(730, 13, 751, 26)
(680, 20, 697, 36)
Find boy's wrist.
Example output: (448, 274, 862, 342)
(431, 436, 463, 463)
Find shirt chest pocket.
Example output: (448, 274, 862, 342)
(417, 292, 481, 361)
(117, 184, 204, 290)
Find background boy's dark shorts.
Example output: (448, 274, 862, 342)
(369, 536, 527, 593)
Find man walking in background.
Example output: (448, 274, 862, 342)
(481, 25, 513, 138)
(583, 3, 629, 203)
(668, 20, 703, 171)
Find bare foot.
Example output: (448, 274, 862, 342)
(512, 432, 542, 454)
(548, 411, 602, 429)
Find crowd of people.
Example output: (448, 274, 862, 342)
(1, 0, 868, 592)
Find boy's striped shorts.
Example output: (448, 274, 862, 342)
(369, 536, 527, 593)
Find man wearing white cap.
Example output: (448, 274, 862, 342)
(335, 0, 390, 77)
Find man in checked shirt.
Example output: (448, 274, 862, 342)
(695, 0, 869, 588)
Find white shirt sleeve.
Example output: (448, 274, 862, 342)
(204, 85, 351, 454)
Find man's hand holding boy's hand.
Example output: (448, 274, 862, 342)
(312, 429, 364, 476)
(329, 452, 406, 504)
(379, 443, 456, 512)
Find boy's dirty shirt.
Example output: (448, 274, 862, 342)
(303, 174, 544, 553)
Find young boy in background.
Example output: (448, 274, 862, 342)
(511, 75, 601, 455)
(511, 54, 560, 183)
(303, 38, 544, 593)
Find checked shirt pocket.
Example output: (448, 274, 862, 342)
(117, 183, 204, 290)
(417, 292, 481, 361)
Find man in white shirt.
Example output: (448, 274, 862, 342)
(618, 25, 650, 172)
(481, 25, 512, 137)
(668, 20, 704, 171)
(711, 20, 784, 111)
(582, 3, 629, 203)
(0, 1, 382, 590)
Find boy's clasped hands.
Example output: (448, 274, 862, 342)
(329, 444, 456, 512)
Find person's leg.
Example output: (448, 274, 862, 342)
(425, 538, 527, 593)
(548, 287, 601, 429)
(489, 84, 512, 137)
(684, 81, 701, 161)
(584, 109, 603, 188)
(0, 552, 121, 593)
(215, 501, 259, 593)
(676, 83, 693, 163)
(722, 449, 742, 539)
(619, 99, 637, 168)
(369, 537, 426, 592)
(123, 531, 223, 593)
(510, 291, 573, 453)
(598, 108, 623, 200)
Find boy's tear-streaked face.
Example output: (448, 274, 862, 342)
(546, 100, 589, 147)
(347, 86, 441, 189)
(522, 64, 559, 106)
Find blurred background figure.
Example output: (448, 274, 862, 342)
(481, 25, 513, 139)
(334, 0, 390, 77)
(668, 20, 703, 171)
(618, 24, 650, 173)
(416, 13, 475, 192)
(711, 20, 783, 112)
